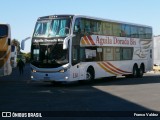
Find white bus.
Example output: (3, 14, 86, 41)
(0, 24, 12, 76)
(30, 15, 153, 82)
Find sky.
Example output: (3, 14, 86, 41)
(0, 0, 160, 53)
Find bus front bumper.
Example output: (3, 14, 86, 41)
(31, 71, 70, 82)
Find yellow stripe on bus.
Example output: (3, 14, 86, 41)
(81, 38, 86, 45)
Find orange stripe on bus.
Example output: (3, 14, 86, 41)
(87, 36, 95, 45)
(102, 62, 123, 75)
(84, 36, 90, 45)
(106, 62, 131, 74)
(98, 63, 117, 75)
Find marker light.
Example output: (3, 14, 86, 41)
(59, 69, 67, 73)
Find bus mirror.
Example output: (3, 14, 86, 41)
(63, 37, 70, 49)
(8, 38, 11, 45)
(63, 35, 75, 49)
(21, 37, 30, 50)
(63, 40, 68, 50)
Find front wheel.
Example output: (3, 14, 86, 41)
(78, 68, 94, 84)
(86, 68, 94, 81)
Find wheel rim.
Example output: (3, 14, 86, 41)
(86, 72, 91, 80)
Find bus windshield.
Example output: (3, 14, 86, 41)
(33, 18, 71, 37)
(0, 25, 8, 37)
(31, 42, 69, 68)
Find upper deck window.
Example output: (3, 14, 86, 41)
(145, 28, 152, 39)
(139, 27, 145, 39)
(120, 24, 131, 37)
(131, 26, 139, 38)
(73, 17, 152, 40)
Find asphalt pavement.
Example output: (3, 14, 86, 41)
(0, 64, 160, 120)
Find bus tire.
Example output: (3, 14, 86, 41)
(132, 65, 138, 78)
(86, 67, 95, 81)
(138, 65, 144, 78)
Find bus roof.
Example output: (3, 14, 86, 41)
(0, 23, 10, 25)
(74, 15, 152, 28)
(38, 14, 74, 20)
(37, 14, 152, 28)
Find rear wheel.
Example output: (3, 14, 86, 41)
(132, 65, 138, 78)
(138, 65, 144, 78)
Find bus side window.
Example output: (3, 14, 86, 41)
(139, 27, 145, 39)
(145, 28, 152, 39)
(90, 20, 99, 35)
(131, 26, 139, 38)
(112, 23, 121, 37)
(74, 18, 81, 34)
(84, 19, 91, 35)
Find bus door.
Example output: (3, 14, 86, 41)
(70, 35, 81, 80)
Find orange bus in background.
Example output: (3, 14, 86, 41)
(0, 24, 12, 76)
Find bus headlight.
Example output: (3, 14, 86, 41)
(59, 69, 67, 73)
(32, 69, 37, 73)
(31, 68, 37, 72)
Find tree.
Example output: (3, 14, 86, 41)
(11, 39, 20, 53)
(23, 52, 31, 63)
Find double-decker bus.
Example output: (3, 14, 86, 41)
(30, 15, 152, 82)
(0, 24, 12, 76)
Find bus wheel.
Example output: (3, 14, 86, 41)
(86, 67, 94, 81)
(132, 65, 138, 78)
(138, 66, 144, 78)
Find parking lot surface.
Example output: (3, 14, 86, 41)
(0, 64, 160, 119)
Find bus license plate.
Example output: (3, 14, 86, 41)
(44, 77, 50, 80)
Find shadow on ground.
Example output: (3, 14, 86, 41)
(0, 64, 160, 119)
